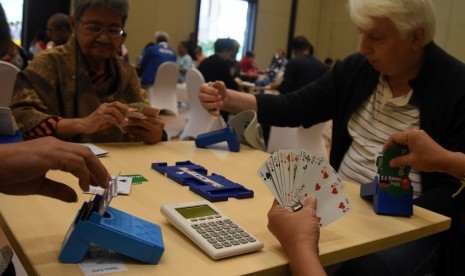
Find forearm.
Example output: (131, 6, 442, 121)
(55, 118, 86, 138)
(286, 245, 326, 276)
(438, 151, 465, 180)
(222, 89, 257, 114)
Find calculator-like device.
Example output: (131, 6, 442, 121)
(160, 200, 263, 259)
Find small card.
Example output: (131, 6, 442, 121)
(127, 102, 160, 119)
(88, 176, 132, 195)
(121, 174, 148, 185)
(376, 146, 410, 178)
(81, 143, 109, 157)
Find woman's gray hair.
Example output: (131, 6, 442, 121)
(347, 0, 436, 45)
(73, 0, 130, 26)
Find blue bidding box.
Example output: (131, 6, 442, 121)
(195, 127, 240, 152)
(59, 194, 164, 264)
(361, 175, 413, 217)
(0, 130, 23, 144)
(152, 161, 254, 202)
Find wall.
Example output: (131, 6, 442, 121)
(253, 0, 292, 69)
(124, 0, 464, 66)
(124, 0, 198, 65)
(433, 0, 465, 62)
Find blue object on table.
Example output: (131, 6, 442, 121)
(0, 130, 22, 144)
(360, 175, 413, 217)
(152, 161, 254, 202)
(59, 194, 164, 264)
(194, 126, 240, 152)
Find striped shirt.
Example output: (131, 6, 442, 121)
(338, 75, 422, 197)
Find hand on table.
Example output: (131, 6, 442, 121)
(0, 137, 110, 202)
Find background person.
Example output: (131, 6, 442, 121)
(46, 12, 72, 48)
(176, 40, 193, 83)
(270, 36, 326, 94)
(139, 31, 176, 88)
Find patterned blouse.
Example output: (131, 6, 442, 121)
(11, 36, 148, 143)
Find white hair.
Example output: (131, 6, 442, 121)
(347, 0, 436, 45)
(154, 31, 169, 43)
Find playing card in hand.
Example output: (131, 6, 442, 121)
(258, 149, 351, 227)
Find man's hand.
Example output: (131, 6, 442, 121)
(199, 81, 227, 116)
(0, 137, 111, 202)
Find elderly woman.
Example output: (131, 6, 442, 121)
(200, 0, 465, 275)
(10, 0, 165, 144)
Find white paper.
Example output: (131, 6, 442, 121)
(80, 247, 127, 275)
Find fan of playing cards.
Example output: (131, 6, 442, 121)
(258, 149, 351, 227)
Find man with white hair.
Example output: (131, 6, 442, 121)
(199, 0, 465, 274)
(139, 31, 176, 88)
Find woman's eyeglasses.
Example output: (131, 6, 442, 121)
(80, 22, 124, 37)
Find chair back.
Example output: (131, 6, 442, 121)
(179, 68, 222, 140)
(267, 122, 329, 159)
(146, 61, 179, 116)
(0, 61, 20, 107)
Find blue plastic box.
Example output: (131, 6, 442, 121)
(59, 195, 164, 264)
(361, 175, 413, 217)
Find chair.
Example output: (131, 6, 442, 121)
(0, 61, 20, 107)
(176, 82, 189, 106)
(267, 122, 329, 159)
(179, 68, 222, 140)
(146, 61, 179, 116)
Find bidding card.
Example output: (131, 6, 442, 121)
(376, 146, 411, 178)
(258, 149, 351, 227)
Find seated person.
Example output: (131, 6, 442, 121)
(200, 0, 465, 274)
(10, 0, 166, 144)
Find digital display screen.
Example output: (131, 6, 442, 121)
(176, 205, 218, 219)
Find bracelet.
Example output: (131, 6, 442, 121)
(452, 173, 465, 198)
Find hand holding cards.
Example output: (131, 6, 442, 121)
(127, 102, 160, 120)
(258, 150, 351, 227)
(120, 102, 160, 133)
